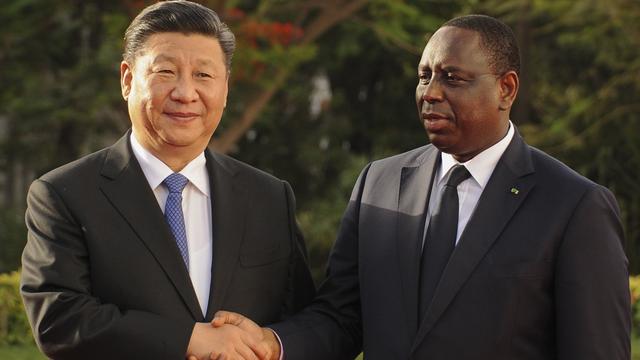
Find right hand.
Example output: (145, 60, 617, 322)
(186, 322, 268, 360)
(211, 311, 280, 360)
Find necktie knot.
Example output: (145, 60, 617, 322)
(164, 173, 189, 194)
(446, 165, 471, 188)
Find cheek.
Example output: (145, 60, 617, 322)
(202, 86, 227, 113)
(455, 89, 497, 120)
(415, 86, 423, 105)
(145, 84, 172, 113)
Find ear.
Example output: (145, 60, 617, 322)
(223, 73, 230, 108)
(497, 70, 519, 111)
(120, 61, 133, 101)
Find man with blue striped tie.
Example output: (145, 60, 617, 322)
(20, 2, 315, 359)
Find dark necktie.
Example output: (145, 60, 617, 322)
(163, 173, 190, 270)
(419, 164, 471, 321)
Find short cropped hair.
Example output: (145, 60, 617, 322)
(442, 14, 520, 75)
(123, 0, 236, 72)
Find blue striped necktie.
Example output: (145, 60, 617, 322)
(163, 173, 190, 270)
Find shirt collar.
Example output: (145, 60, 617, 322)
(130, 133, 210, 197)
(438, 121, 515, 189)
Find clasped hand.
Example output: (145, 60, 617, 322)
(186, 311, 280, 360)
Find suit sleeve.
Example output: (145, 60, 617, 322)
(554, 185, 631, 359)
(20, 179, 194, 360)
(269, 165, 371, 360)
(281, 180, 316, 316)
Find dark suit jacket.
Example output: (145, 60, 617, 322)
(271, 131, 630, 359)
(20, 132, 315, 359)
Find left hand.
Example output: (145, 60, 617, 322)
(211, 311, 280, 360)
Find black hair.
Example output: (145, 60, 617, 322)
(123, 0, 235, 72)
(442, 14, 520, 75)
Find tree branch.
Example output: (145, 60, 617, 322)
(209, 0, 370, 154)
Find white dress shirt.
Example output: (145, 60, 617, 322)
(130, 133, 212, 316)
(423, 122, 515, 248)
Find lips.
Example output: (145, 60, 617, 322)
(164, 111, 199, 122)
(422, 112, 449, 121)
(421, 112, 451, 132)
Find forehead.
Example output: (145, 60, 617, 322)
(137, 32, 224, 66)
(419, 26, 489, 72)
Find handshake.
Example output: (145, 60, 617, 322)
(186, 311, 280, 360)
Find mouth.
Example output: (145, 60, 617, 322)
(164, 111, 200, 122)
(422, 112, 449, 121)
(421, 112, 451, 132)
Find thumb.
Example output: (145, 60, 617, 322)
(212, 310, 245, 328)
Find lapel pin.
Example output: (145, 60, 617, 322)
(510, 187, 519, 195)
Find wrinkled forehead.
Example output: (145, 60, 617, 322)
(419, 26, 486, 71)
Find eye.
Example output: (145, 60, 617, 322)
(445, 72, 464, 82)
(153, 69, 175, 77)
(418, 71, 432, 84)
(195, 72, 212, 79)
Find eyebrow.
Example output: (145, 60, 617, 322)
(151, 54, 178, 64)
(418, 63, 464, 72)
(151, 55, 216, 67)
(440, 66, 464, 73)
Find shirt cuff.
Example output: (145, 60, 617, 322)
(267, 328, 284, 360)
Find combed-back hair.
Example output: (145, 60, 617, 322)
(442, 14, 520, 75)
(123, 0, 235, 72)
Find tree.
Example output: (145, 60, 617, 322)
(464, 0, 640, 272)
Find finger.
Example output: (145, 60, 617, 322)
(248, 341, 270, 360)
(211, 316, 225, 328)
(235, 344, 259, 360)
(212, 311, 244, 327)
(240, 330, 268, 359)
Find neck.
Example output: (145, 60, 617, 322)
(132, 131, 206, 172)
(158, 153, 196, 172)
(452, 121, 511, 163)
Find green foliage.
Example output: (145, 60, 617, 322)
(0, 344, 44, 360)
(0, 209, 27, 274)
(0, 0, 129, 174)
(0, 271, 33, 346)
(298, 155, 369, 282)
(631, 275, 640, 330)
(1, 0, 640, 281)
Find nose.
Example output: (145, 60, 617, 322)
(421, 79, 444, 104)
(171, 75, 199, 103)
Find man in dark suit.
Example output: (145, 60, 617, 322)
(215, 14, 631, 359)
(20, 1, 315, 359)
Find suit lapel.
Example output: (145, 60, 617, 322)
(396, 147, 439, 337)
(99, 132, 203, 320)
(412, 132, 536, 351)
(204, 151, 248, 320)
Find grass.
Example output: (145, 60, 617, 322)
(633, 335, 640, 360)
(0, 344, 45, 360)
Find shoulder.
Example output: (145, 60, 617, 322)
(37, 147, 111, 188)
(371, 144, 433, 169)
(525, 144, 617, 212)
(208, 151, 287, 189)
(362, 144, 434, 179)
(360, 144, 435, 181)
(528, 145, 603, 191)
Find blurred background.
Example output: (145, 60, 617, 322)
(0, 0, 639, 358)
